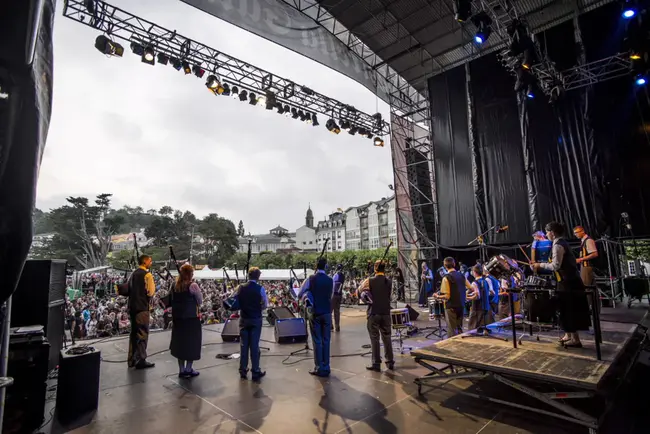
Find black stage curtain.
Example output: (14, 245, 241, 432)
(469, 55, 531, 244)
(429, 66, 477, 246)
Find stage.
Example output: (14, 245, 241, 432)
(46, 304, 650, 434)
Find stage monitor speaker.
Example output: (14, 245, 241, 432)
(56, 348, 101, 424)
(274, 318, 308, 344)
(221, 318, 240, 342)
(405, 304, 420, 321)
(11, 259, 67, 369)
(267, 306, 295, 325)
(405, 148, 436, 254)
(623, 278, 650, 299)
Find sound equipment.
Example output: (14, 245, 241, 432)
(623, 277, 650, 299)
(221, 317, 240, 342)
(405, 148, 436, 249)
(266, 306, 295, 325)
(274, 317, 308, 344)
(56, 348, 101, 423)
(11, 259, 67, 369)
(405, 304, 420, 321)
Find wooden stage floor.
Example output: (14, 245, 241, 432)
(43, 304, 649, 434)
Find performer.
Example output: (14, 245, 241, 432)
(434, 257, 472, 337)
(531, 231, 553, 264)
(394, 267, 405, 302)
(359, 260, 395, 371)
(532, 222, 590, 347)
(298, 258, 333, 377)
(331, 264, 344, 332)
(467, 265, 494, 330)
(483, 269, 500, 318)
(498, 274, 521, 320)
(573, 226, 598, 287)
(170, 264, 203, 378)
(418, 262, 434, 307)
(236, 267, 268, 380)
(128, 255, 155, 369)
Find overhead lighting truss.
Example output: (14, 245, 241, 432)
(62, 0, 390, 136)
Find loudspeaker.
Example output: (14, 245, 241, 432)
(405, 148, 436, 248)
(274, 318, 308, 344)
(405, 304, 420, 321)
(11, 259, 67, 369)
(56, 348, 101, 423)
(624, 278, 650, 299)
(221, 318, 240, 342)
(266, 306, 295, 325)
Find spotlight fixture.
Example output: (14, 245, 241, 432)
(526, 84, 535, 99)
(304, 112, 313, 124)
(340, 120, 351, 132)
(256, 94, 267, 107)
(472, 12, 492, 44)
(182, 61, 191, 74)
(635, 74, 646, 86)
(373, 137, 385, 147)
(130, 42, 144, 56)
(231, 85, 239, 97)
(171, 57, 182, 71)
(264, 91, 277, 110)
(349, 126, 358, 135)
(94, 35, 124, 57)
(248, 92, 257, 105)
(312, 114, 319, 126)
(277, 104, 285, 115)
(205, 75, 219, 89)
(291, 108, 300, 119)
(454, 0, 472, 22)
(364, 130, 373, 139)
(192, 65, 205, 78)
(239, 90, 248, 101)
(157, 52, 169, 65)
(298, 111, 307, 122)
(283, 105, 291, 117)
(222, 83, 231, 96)
(630, 52, 642, 60)
(326, 119, 341, 134)
(622, 1, 637, 19)
(142, 46, 155, 65)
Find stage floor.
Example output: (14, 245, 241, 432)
(50, 304, 649, 434)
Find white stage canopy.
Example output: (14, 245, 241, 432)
(193, 267, 313, 281)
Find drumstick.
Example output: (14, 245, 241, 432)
(518, 244, 532, 263)
(514, 259, 530, 266)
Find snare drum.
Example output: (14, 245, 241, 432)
(390, 308, 410, 327)
(428, 297, 443, 317)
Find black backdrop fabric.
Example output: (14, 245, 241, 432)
(428, 4, 650, 249)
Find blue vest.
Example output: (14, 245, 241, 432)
(239, 281, 263, 320)
(310, 272, 333, 316)
(333, 272, 345, 294)
(171, 286, 198, 320)
(474, 278, 491, 311)
(487, 275, 500, 304)
(533, 239, 553, 263)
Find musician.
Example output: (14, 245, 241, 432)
(237, 267, 268, 381)
(434, 257, 472, 337)
(298, 258, 333, 377)
(394, 267, 405, 302)
(170, 264, 203, 378)
(467, 265, 494, 330)
(498, 275, 521, 320)
(331, 264, 344, 332)
(573, 226, 598, 287)
(418, 262, 434, 307)
(532, 222, 590, 348)
(531, 231, 553, 264)
(359, 260, 395, 371)
(484, 269, 500, 317)
(128, 255, 155, 370)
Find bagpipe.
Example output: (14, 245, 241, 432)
(115, 232, 140, 296)
(360, 241, 393, 304)
(298, 238, 329, 320)
(223, 239, 252, 311)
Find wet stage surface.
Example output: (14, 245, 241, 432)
(56, 305, 649, 434)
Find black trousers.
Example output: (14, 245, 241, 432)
(128, 311, 150, 367)
(367, 314, 394, 366)
(331, 293, 342, 330)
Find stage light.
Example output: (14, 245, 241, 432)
(526, 84, 535, 99)
(326, 119, 341, 134)
(472, 12, 492, 44)
(277, 104, 285, 115)
(623, 8, 636, 19)
(373, 137, 385, 147)
(349, 126, 358, 135)
(635, 74, 646, 85)
(222, 83, 231, 96)
(192, 65, 205, 78)
(364, 131, 373, 139)
(340, 120, 351, 132)
(206, 75, 220, 89)
(291, 108, 300, 119)
(231, 85, 239, 97)
(182, 61, 191, 74)
(142, 46, 155, 65)
(130, 42, 144, 56)
(248, 92, 257, 105)
(298, 111, 307, 122)
(171, 57, 182, 71)
(94, 35, 124, 57)
(283, 104, 291, 117)
(630, 51, 642, 60)
(157, 53, 168, 65)
(239, 90, 248, 101)
(303, 112, 313, 124)
(454, 0, 472, 22)
(256, 95, 267, 107)
(312, 114, 319, 126)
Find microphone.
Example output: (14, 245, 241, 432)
(496, 225, 509, 234)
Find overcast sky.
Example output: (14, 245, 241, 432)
(37, 0, 393, 234)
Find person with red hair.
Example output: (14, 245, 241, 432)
(170, 263, 203, 377)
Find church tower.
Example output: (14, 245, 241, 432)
(306, 203, 314, 228)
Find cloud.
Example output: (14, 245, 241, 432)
(37, 0, 393, 234)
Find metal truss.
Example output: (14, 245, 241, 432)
(62, 0, 390, 136)
(533, 53, 632, 93)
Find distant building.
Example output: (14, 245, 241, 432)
(316, 211, 346, 252)
(238, 225, 297, 254)
(295, 205, 318, 252)
(111, 230, 149, 251)
(32, 232, 56, 248)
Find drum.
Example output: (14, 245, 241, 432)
(524, 289, 556, 324)
(428, 297, 443, 317)
(485, 254, 521, 280)
(390, 308, 410, 327)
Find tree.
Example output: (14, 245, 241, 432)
(199, 214, 239, 268)
(237, 220, 245, 237)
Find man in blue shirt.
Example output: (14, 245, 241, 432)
(298, 258, 333, 377)
(236, 267, 269, 381)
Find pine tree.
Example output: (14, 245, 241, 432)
(237, 220, 245, 237)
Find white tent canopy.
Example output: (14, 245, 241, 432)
(193, 267, 313, 281)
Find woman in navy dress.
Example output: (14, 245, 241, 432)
(170, 264, 203, 377)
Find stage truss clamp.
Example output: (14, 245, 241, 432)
(62, 0, 390, 136)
